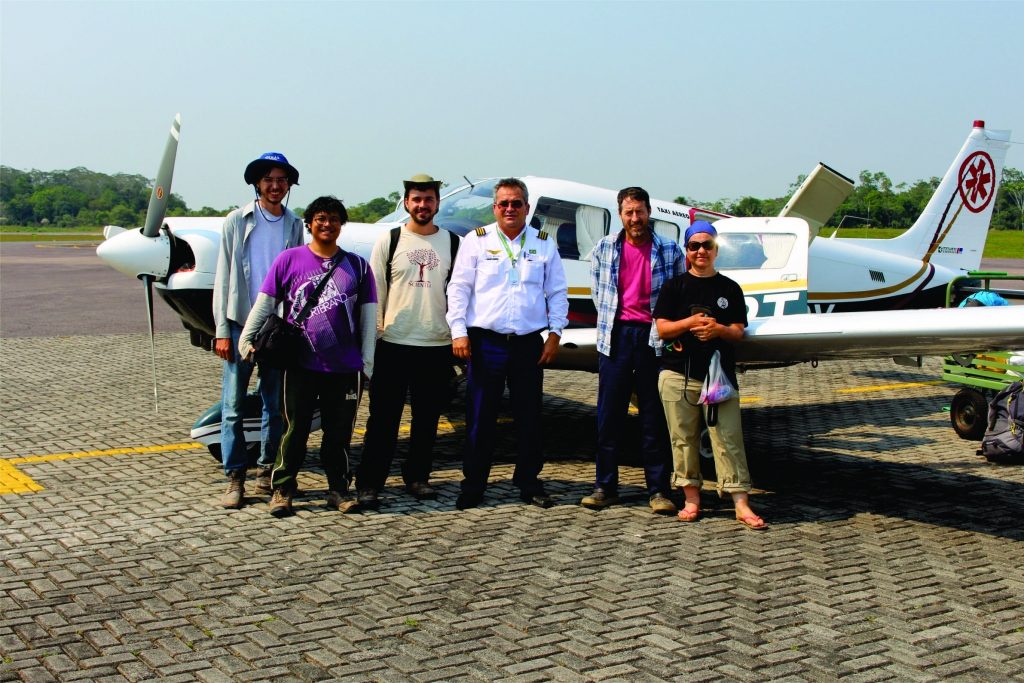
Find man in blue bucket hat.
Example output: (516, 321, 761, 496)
(213, 153, 305, 508)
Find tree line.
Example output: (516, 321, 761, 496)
(679, 167, 1024, 231)
(0, 166, 403, 229)
(2, 164, 1021, 231)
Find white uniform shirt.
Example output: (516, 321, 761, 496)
(446, 224, 569, 338)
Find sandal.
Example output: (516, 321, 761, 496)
(737, 514, 768, 530)
(677, 503, 700, 522)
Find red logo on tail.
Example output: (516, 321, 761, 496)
(958, 151, 994, 213)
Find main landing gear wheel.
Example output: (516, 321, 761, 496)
(950, 388, 988, 441)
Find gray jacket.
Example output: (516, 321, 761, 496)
(213, 200, 305, 338)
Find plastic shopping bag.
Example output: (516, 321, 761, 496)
(699, 350, 736, 405)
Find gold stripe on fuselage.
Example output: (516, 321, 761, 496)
(566, 279, 808, 297)
(807, 200, 964, 302)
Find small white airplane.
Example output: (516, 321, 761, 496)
(97, 116, 1022, 458)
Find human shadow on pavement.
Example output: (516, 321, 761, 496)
(738, 396, 1024, 541)
(297, 388, 1024, 539)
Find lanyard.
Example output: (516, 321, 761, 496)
(497, 229, 527, 268)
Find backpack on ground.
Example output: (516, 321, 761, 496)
(979, 381, 1024, 463)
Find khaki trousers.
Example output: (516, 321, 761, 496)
(657, 369, 751, 495)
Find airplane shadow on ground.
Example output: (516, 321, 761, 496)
(293, 390, 1024, 541)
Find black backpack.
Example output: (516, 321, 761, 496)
(979, 381, 1024, 463)
(384, 226, 460, 297)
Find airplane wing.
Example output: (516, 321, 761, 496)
(778, 163, 854, 241)
(553, 306, 1024, 370)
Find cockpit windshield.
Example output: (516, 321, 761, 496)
(376, 179, 499, 237)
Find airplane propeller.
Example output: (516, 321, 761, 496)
(139, 113, 181, 412)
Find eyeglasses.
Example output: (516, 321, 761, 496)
(495, 200, 525, 209)
(261, 176, 290, 186)
(686, 239, 716, 252)
(312, 215, 343, 226)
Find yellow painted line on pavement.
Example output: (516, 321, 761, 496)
(835, 380, 944, 394)
(0, 459, 45, 495)
(1, 442, 204, 495)
(354, 417, 512, 435)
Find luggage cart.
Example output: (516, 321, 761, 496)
(943, 272, 1024, 441)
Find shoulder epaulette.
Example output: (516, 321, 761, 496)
(537, 231, 549, 241)
(474, 227, 487, 237)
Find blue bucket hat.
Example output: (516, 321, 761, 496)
(684, 220, 717, 245)
(244, 152, 300, 186)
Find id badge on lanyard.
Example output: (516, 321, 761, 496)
(498, 230, 526, 287)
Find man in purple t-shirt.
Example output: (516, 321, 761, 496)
(586, 187, 685, 514)
(239, 196, 377, 517)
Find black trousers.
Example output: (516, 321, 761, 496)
(355, 340, 455, 492)
(461, 328, 546, 496)
(272, 367, 362, 493)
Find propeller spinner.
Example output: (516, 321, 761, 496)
(95, 113, 181, 412)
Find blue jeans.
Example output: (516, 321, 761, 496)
(221, 322, 282, 474)
(596, 321, 671, 495)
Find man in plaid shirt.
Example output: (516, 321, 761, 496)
(584, 187, 686, 513)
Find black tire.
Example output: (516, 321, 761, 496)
(950, 388, 988, 441)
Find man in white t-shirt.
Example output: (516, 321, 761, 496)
(354, 174, 459, 509)
(213, 153, 305, 509)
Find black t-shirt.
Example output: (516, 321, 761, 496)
(652, 271, 747, 387)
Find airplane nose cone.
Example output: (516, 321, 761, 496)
(96, 228, 171, 279)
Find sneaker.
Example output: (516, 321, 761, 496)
(581, 488, 620, 509)
(220, 468, 246, 509)
(269, 488, 293, 518)
(326, 490, 360, 513)
(253, 467, 272, 495)
(407, 481, 437, 500)
(649, 493, 677, 515)
(357, 488, 380, 510)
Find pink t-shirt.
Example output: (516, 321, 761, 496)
(617, 238, 653, 322)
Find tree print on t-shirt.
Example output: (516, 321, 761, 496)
(407, 249, 440, 287)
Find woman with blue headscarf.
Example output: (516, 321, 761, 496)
(652, 221, 766, 530)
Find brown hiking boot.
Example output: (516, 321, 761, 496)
(327, 490, 360, 513)
(269, 488, 293, 518)
(253, 467, 272, 495)
(220, 468, 246, 509)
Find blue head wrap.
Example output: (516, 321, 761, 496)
(684, 220, 717, 245)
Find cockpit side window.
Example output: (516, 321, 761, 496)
(716, 233, 797, 270)
(534, 197, 610, 261)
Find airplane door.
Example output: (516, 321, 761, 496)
(532, 196, 612, 325)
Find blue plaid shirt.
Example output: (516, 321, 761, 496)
(590, 229, 685, 356)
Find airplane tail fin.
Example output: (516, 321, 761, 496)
(887, 121, 1011, 271)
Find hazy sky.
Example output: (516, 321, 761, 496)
(2, 1, 1021, 211)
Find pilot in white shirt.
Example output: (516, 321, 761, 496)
(445, 178, 569, 510)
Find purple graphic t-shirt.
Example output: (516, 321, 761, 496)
(261, 246, 377, 374)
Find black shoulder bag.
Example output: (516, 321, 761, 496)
(252, 253, 345, 370)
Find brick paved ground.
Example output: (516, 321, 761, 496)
(2, 333, 1023, 683)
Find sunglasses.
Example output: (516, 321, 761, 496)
(686, 239, 716, 252)
(495, 200, 525, 209)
